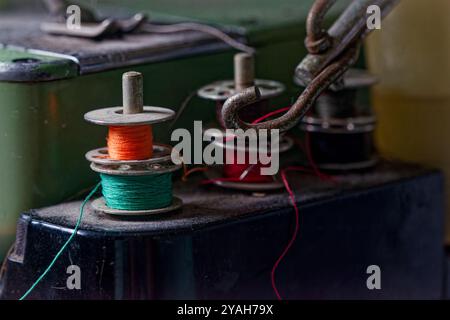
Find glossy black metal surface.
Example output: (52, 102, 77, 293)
(0, 162, 445, 300)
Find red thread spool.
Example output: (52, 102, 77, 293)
(107, 125, 153, 160)
(223, 150, 273, 183)
(220, 106, 291, 183)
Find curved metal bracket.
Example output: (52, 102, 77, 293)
(305, 0, 338, 54)
(298, 0, 400, 85)
(222, 0, 400, 132)
(222, 45, 360, 132)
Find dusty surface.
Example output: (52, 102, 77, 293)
(27, 160, 439, 236)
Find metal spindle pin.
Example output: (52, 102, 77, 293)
(197, 52, 283, 103)
(234, 53, 255, 91)
(85, 71, 174, 127)
(123, 71, 144, 115)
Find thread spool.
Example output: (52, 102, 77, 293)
(196, 53, 289, 190)
(85, 71, 182, 216)
(297, 69, 379, 171)
(203, 130, 294, 191)
(100, 173, 172, 210)
(223, 162, 273, 183)
(107, 125, 153, 160)
(197, 53, 285, 128)
(90, 159, 182, 216)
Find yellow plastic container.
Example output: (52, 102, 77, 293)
(366, 0, 450, 243)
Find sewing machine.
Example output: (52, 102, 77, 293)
(0, 0, 447, 300)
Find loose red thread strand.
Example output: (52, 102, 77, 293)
(250, 106, 337, 300)
(196, 105, 335, 299)
(271, 163, 334, 300)
(107, 125, 153, 160)
(271, 167, 307, 300)
(251, 104, 333, 181)
(251, 107, 291, 125)
(182, 165, 209, 182)
(290, 133, 336, 183)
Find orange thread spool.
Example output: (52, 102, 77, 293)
(107, 125, 153, 160)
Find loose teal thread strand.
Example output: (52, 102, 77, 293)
(19, 182, 102, 301)
(100, 173, 173, 211)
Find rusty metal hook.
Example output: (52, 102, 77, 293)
(222, 0, 400, 132)
(222, 44, 360, 132)
(298, 0, 400, 85)
(305, 0, 337, 54)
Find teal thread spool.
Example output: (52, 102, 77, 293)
(84, 71, 182, 216)
(100, 173, 173, 211)
(87, 150, 182, 216)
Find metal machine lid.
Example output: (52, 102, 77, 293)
(0, 13, 245, 82)
(0, 46, 79, 82)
